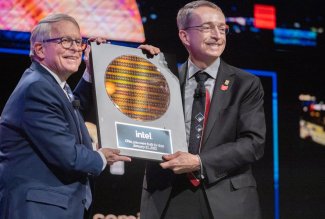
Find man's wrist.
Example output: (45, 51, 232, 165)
(196, 155, 205, 179)
(97, 150, 107, 171)
(82, 69, 92, 83)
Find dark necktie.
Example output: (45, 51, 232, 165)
(187, 72, 211, 187)
(188, 71, 210, 154)
(64, 83, 92, 209)
(63, 83, 83, 143)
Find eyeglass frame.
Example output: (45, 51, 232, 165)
(42, 37, 88, 51)
(183, 22, 229, 35)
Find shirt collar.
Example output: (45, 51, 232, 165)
(40, 63, 66, 89)
(187, 58, 220, 80)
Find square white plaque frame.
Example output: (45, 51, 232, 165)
(89, 43, 187, 161)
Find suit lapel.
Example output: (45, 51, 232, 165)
(202, 61, 235, 145)
(31, 62, 85, 145)
(58, 91, 86, 145)
(31, 62, 74, 112)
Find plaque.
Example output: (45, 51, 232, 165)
(89, 43, 187, 161)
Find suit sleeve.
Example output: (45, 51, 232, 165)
(21, 81, 103, 176)
(200, 76, 266, 184)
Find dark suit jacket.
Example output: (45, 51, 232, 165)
(0, 62, 103, 219)
(140, 60, 266, 219)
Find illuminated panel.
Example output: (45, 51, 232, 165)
(299, 94, 325, 145)
(247, 69, 279, 219)
(0, 0, 145, 43)
(274, 28, 317, 46)
(254, 4, 276, 30)
(105, 55, 170, 121)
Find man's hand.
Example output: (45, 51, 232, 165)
(84, 37, 108, 71)
(160, 151, 200, 174)
(99, 148, 131, 165)
(138, 44, 160, 56)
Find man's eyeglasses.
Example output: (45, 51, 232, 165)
(42, 37, 88, 51)
(184, 23, 229, 35)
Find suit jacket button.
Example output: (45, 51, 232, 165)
(82, 199, 86, 204)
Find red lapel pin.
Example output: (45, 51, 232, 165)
(221, 80, 230, 91)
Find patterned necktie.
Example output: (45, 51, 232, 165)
(187, 72, 211, 187)
(63, 83, 75, 102)
(64, 83, 92, 209)
(63, 83, 83, 144)
(188, 71, 210, 154)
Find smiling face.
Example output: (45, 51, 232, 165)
(37, 20, 83, 81)
(179, 6, 227, 68)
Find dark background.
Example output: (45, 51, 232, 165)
(1, 0, 325, 218)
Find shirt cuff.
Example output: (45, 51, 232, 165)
(196, 155, 205, 180)
(82, 69, 92, 83)
(91, 142, 97, 151)
(97, 150, 107, 171)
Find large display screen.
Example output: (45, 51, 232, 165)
(0, 0, 145, 43)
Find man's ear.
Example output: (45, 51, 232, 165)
(33, 42, 45, 59)
(179, 30, 190, 46)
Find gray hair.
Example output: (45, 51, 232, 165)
(29, 13, 80, 59)
(177, 0, 223, 30)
